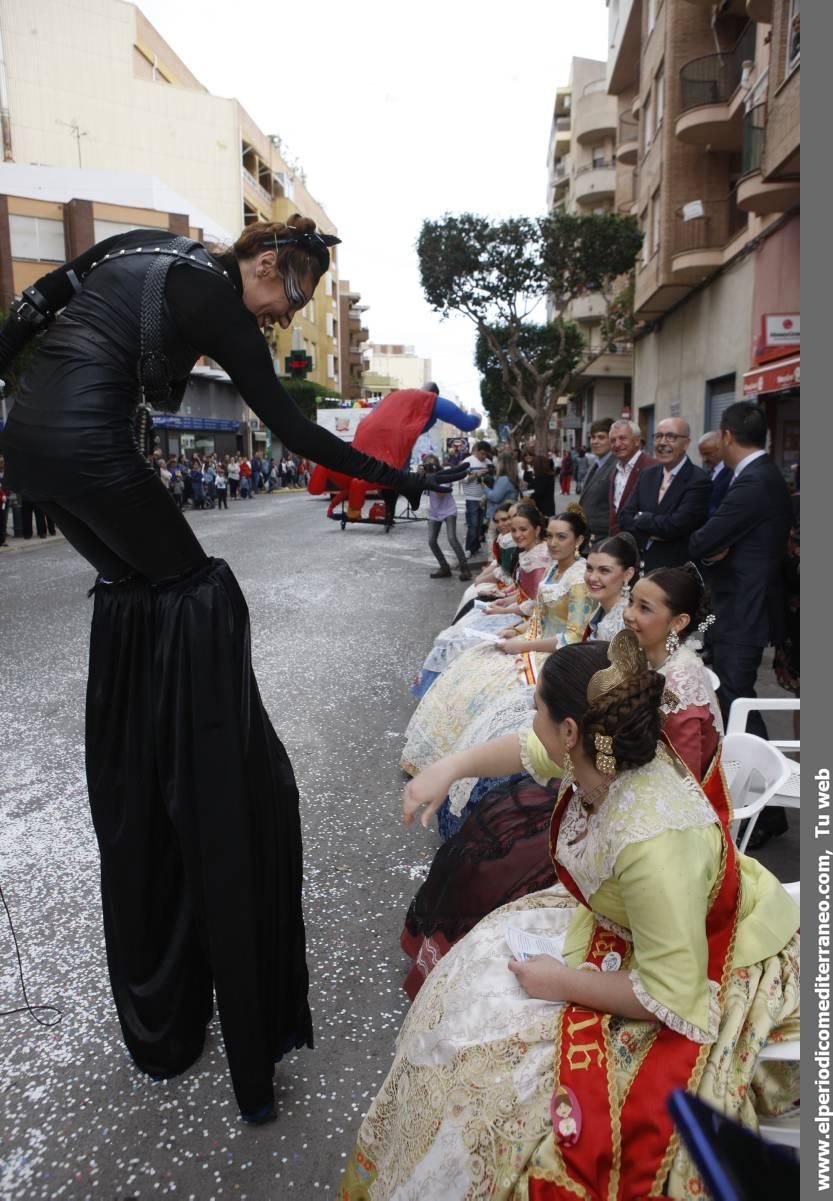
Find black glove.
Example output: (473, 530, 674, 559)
(397, 464, 468, 509)
(0, 312, 37, 377)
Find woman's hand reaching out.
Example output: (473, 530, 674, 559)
(402, 761, 456, 828)
(498, 636, 529, 655)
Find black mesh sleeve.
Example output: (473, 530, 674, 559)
(166, 267, 421, 500)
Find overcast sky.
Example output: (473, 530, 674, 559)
(137, 0, 609, 408)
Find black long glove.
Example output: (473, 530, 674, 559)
(0, 313, 37, 378)
(396, 464, 468, 510)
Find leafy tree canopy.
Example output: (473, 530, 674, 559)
(475, 322, 584, 431)
(418, 211, 642, 445)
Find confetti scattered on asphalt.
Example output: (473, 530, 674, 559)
(0, 495, 451, 1200)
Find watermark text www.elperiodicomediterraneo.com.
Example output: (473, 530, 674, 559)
(815, 768, 831, 1189)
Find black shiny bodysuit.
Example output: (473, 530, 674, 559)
(1, 231, 415, 1119)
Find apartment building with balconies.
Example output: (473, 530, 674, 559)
(546, 58, 636, 446)
(0, 0, 342, 396)
(338, 281, 370, 402)
(606, 0, 799, 461)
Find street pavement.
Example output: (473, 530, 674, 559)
(0, 491, 798, 1200)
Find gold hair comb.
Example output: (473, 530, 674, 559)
(587, 629, 646, 705)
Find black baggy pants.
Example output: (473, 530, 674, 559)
(22, 459, 313, 1116)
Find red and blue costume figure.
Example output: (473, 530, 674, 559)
(308, 388, 480, 519)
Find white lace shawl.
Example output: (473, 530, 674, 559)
(534, 556, 587, 610)
(555, 748, 717, 909)
(556, 749, 722, 1042)
(517, 541, 551, 574)
(657, 644, 724, 736)
(589, 596, 628, 642)
(521, 555, 588, 620)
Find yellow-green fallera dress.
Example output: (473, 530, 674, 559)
(339, 735, 800, 1201)
(402, 557, 595, 775)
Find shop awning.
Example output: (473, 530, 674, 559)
(742, 355, 800, 398)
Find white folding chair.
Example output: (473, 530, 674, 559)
(755, 882, 800, 1149)
(726, 697, 800, 754)
(706, 668, 720, 693)
(726, 697, 800, 814)
(721, 733, 793, 853)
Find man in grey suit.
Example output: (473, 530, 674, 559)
(577, 418, 615, 548)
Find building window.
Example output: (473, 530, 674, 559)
(787, 0, 800, 73)
(9, 214, 65, 261)
(324, 271, 333, 297)
(654, 68, 664, 131)
(639, 208, 649, 264)
(93, 218, 165, 242)
(651, 188, 661, 256)
(327, 353, 336, 379)
(592, 146, 606, 167)
(643, 90, 654, 151)
(705, 374, 737, 429)
(326, 312, 335, 338)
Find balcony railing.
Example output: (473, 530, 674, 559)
(618, 113, 638, 142)
(575, 159, 615, 176)
(617, 168, 638, 212)
(679, 22, 756, 113)
(242, 167, 273, 206)
(582, 79, 608, 96)
(673, 196, 748, 255)
(741, 103, 766, 176)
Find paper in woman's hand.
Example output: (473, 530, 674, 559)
(505, 926, 566, 963)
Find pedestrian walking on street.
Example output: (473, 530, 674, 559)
(0, 213, 463, 1123)
(215, 463, 228, 509)
(420, 454, 470, 581)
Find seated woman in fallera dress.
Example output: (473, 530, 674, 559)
(439, 531, 641, 829)
(410, 501, 550, 699)
(400, 534, 640, 997)
(403, 509, 595, 794)
(340, 635, 800, 1201)
(400, 562, 722, 999)
(454, 503, 518, 616)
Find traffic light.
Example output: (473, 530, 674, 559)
(285, 352, 313, 379)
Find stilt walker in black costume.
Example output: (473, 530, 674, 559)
(0, 214, 464, 1123)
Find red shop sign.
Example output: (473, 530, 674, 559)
(742, 355, 800, 398)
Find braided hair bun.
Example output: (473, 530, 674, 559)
(581, 669, 666, 770)
(552, 505, 588, 543)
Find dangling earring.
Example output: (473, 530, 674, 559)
(665, 628, 680, 655)
(621, 582, 631, 604)
(562, 747, 574, 782)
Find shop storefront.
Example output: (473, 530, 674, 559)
(745, 214, 800, 481)
(151, 414, 241, 460)
(742, 353, 800, 481)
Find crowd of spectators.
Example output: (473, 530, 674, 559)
(145, 449, 312, 510)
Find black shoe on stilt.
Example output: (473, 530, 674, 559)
(240, 1103, 278, 1126)
(430, 566, 452, 578)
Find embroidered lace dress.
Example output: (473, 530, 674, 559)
(402, 557, 594, 780)
(417, 541, 551, 681)
(342, 748, 800, 1201)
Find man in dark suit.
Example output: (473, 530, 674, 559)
(698, 429, 732, 516)
(578, 417, 616, 548)
(689, 402, 793, 846)
(608, 419, 657, 535)
(620, 418, 710, 572)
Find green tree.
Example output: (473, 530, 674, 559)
(475, 322, 584, 438)
(418, 212, 642, 449)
